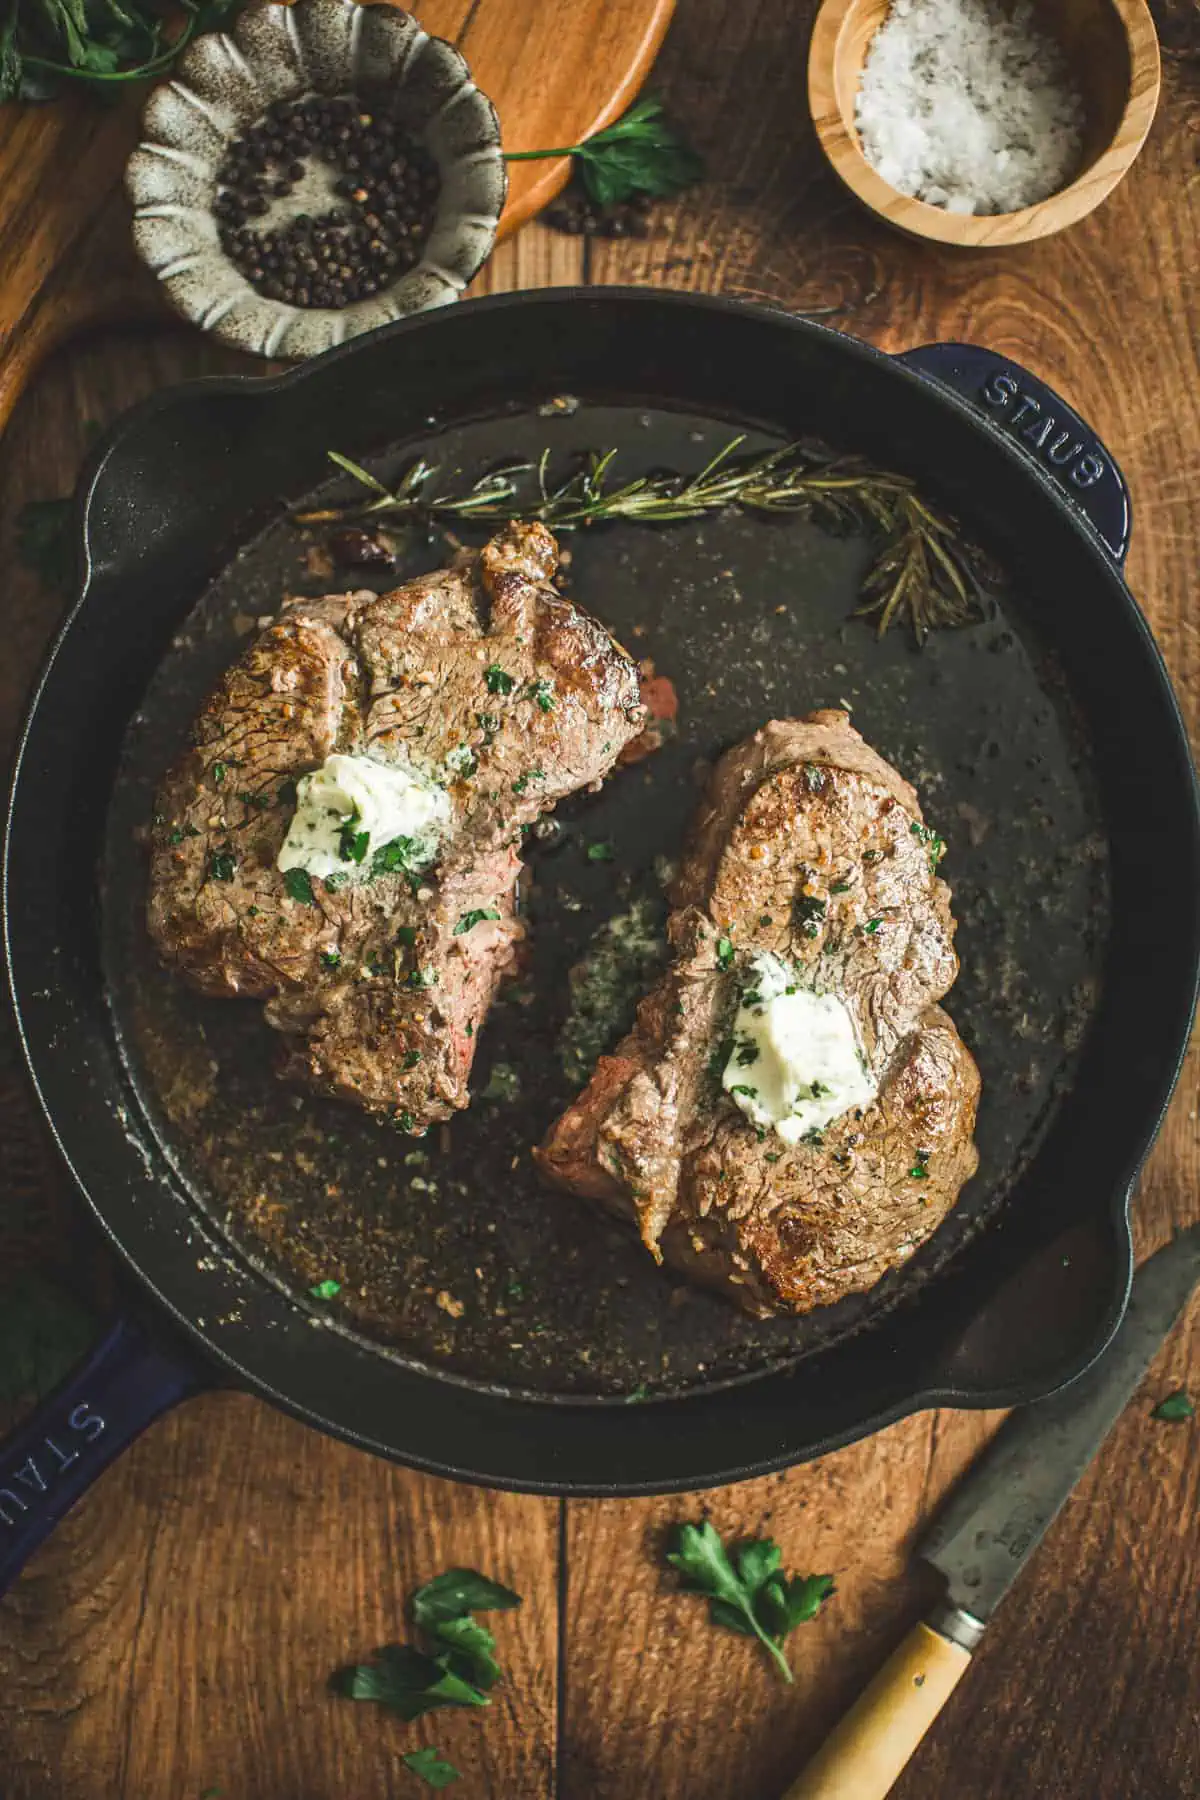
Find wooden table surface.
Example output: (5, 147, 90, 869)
(1, 3, 1198, 1796)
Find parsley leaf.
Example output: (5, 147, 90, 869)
(212, 761, 227, 785)
(309, 1279, 341, 1301)
(666, 1521, 834, 1684)
(335, 1568, 521, 1730)
(454, 908, 501, 935)
(411, 1568, 521, 1630)
(373, 836, 428, 881)
(484, 663, 515, 695)
(333, 1644, 487, 1721)
(320, 948, 342, 969)
(716, 935, 735, 970)
(284, 867, 316, 906)
(585, 841, 615, 863)
(208, 848, 236, 882)
(530, 679, 555, 712)
(402, 1747, 460, 1789)
(1152, 1390, 1195, 1422)
(339, 823, 370, 864)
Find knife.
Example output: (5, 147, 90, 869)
(784, 1224, 1200, 1800)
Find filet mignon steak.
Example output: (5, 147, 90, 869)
(148, 523, 645, 1126)
(536, 712, 981, 1317)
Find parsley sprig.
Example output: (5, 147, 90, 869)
(667, 1521, 834, 1684)
(504, 94, 703, 206)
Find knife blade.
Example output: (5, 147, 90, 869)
(920, 1221, 1200, 1646)
(785, 1225, 1200, 1800)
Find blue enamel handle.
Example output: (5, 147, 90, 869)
(897, 342, 1132, 563)
(0, 1316, 201, 1599)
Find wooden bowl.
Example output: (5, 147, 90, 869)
(808, 0, 1161, 247)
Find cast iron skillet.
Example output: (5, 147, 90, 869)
(3, 290, 1197, 1594)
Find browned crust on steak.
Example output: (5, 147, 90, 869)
(536, 711, 980, 1318)
(148, 522, 645, 1124)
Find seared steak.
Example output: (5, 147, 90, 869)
(536, 712, 980, 1317)
(149, 523, 645, 1124)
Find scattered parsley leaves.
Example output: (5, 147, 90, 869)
(340, 823, 370, 864)
(333, 1644, 487, 1721)
(373, 836, 422, 878)
(666, 1521, 834, 1684)
(793, 893, 826, 938)
(402, 1747, 460, 1789)
(1152, 1390, 1195, 1422)
(284, 867, 316, 906)
(333, 1567, 521, 1732)
(454, 908, 501, 935)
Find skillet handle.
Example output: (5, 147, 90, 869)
(0, 1315, 201, 1599)
(896, 343, 1131, 564)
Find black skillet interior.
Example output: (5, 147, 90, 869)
(8, 291, 1199, 1492)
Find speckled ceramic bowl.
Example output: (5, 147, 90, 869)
(126, 0, 506, 359)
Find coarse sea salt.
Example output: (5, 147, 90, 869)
(855, 0, 1085, 216)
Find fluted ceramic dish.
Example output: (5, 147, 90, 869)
(126, 0, 506, 359)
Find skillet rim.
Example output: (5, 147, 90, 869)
(5, 285, 1198, 1495)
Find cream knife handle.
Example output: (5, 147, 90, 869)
(783, 1617, 975, 1800)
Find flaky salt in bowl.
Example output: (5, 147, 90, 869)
(807, 0, 1161, 247)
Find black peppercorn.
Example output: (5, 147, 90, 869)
(215, 91, 440, 310)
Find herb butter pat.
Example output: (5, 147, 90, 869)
(722, 953, 875, 1143)
(277, 754, 449, 883)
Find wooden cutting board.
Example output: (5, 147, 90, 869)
(0, 0, 675, 433)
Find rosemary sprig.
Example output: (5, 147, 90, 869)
(295, 438, 988, 641)
(504, 94, 703, 206)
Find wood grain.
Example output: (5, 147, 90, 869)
(1, 0, 1199, 1795)
(807, 0, 1161, 246)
